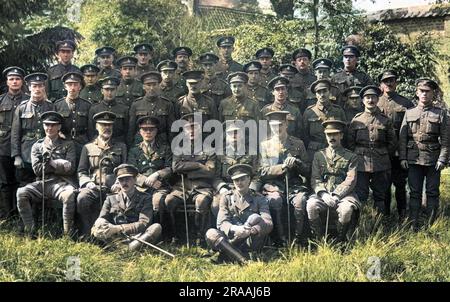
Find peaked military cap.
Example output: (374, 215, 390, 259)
(360, 85, 382, 98)
(199, 52, 219, 64)
(217, 36, 235, 47)
(134, 43, 153, 53)
(56, 40, 76, 51)
(137, 115, 160, 128)
(24, 73, 48, 84)
(268, 76, 289, 90)
(2, 66, 25, 78)
(93, 111, 116, 124)
(243, 61, 262, 73)
(62, 72, 83, 83)
(95, 46, 116, 56)
(172, 46, 193, 57)
(140, 71, 162, 83)
(99, 77, 120, 88)
(310, 79, 332, 93)
(322, 119, 346, 134)
(341, 45, 360, 57)
(415, 78, 439, 90)
(80, 64, 100, 74)
(227, 72, 248, 84)
(312, 58, 333, 70)
(41, 111, 63, 124)
(182, 70, 204, 83)
(227, 163, 253, 180)
(116, 56, 138, 68)
(378, 70, 397, 82)
(292, 48, 312, 60)
(265, 110, 290, 125)
(255, 47, 274, 58)
(114, 164, 139, 179)
(343, 86, 362, 98)
(156, 60, 178, 72)
(279, 64, 298, 74)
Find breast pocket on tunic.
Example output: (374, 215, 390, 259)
(426, 116, 440, 134)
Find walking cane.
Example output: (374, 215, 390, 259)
(325, 207, 330, 241)
(41, 152, 51, 234)
(285, 172, 291, 246)
(181, 174, 190, 248)
(122, 232, 175, 258)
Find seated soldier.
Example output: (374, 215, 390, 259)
(91, 164, 162, 251)
(16, 111, 77, 236)
(306, 120, 360, 242)
(206, 164, 273, 263)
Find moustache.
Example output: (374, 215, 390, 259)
(329, 139, 336, 143)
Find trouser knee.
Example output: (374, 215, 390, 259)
(306, 198, 322, 220)
(205, 228, 224, 249)
(194, 194, 212, 214)
(337, 202, 354, 224)
(164, 194, 181, 212)
(266, 192, 283, 211)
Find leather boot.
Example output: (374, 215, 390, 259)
(309, 217, 323, 240)
(215, 237, 247, 264)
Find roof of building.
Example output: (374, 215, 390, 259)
(367, 3, 450, 22)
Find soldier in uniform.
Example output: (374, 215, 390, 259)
(255, 47, 277, 87)
(127, 116, 173, 225)
(290, 48, 316, 103)
(172, 46, 192, 89)
(88, 77, 129, 143)
(0, 67, 28, 219)
(347, 86, 397, 215)
(199, 52, 231, 108)
(342, 86, 363, 123)
(165, 113, 217, 245)
(134, 43, 156, 79)
(91, 164, 162, 251)
(16, 112, 77, 235)
(115, 56, 144, 107)
(215, 36, 243, 81)
(260, 111, 310, 247)
(77, 111, 127, 237)
(242, 61, 271, 110)
(218, 72, 259, 123)
(79, 64, 102, 104)
(176, 70, 217, 121)
(11, 73, 54, 186)
(96, 46, 121, 80)
(331, 45, 373, 94)
(278, 64, 307, 114)
(54, 72, 91, 162)
(206, 164, 273, 263)
(128, 71, 175, 145)
(303, 79, 346, 162)
(312, 58, 342, 107)
(157, 60, 186, 103)
(377, 70, 414, 219)
(306, 120, 360, 242)
(47, 40, 80, 102)
(399, 79, 449, 230)
(261, 76, 304, 140)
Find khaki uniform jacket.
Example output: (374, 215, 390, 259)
(47, 63, 80, 102)
(0, 92, 29, 156)
(80, 84, 102, 104)
(54, 97, 92, 146)
(377, 92, 414, 139)
(176, 94, 217, 121)
(259, 68, 278, 88)
(216, 59, 243, 80)
(136, 63, 155, 79)
(88, 99, 129, 142)
(98, 67, 121, 80)
(116, 79, 144, 107)
(331, 69, 374, 94)
(219, 95, 260, 123)
(260, 101, 304, 139)
(160, 82, 186, 104)
(247, 84, 271, 110)
(201, 77, 231, 108)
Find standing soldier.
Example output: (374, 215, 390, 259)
(278, 64, 307, 114)
(303, 79, 346, 162)
(176, 70, 217, 121)
(134, 43, 155, 79)
(157, 60, 186, 103)
(199, 52, 231, 108)
(312, 58, 342, 107)
(261, 76, 303, 139)
(96, 46, 121, 80)
(215, 36, 242, 81)
(128, 71, 175, 145)
(16, 112, 77, 235)
(218, 72, 259, 123)
(165, 113, 216, 245)
(260, 111, 310, 247)
(54, 72, 91, 162)
(377, 70, 414, 219)
(91, 164, 162, 251)
(0, 67, 28, 219)
(242, 61, 271, 110)
(77, 111, 127, 237)
(399, 79, 448, 230)
(255, 47, 277, 87)
(88, 77, 129, 143)
(11, 73, 54, 186)
(47, 40, 80, 102)
(342, 86, 363, 123)
(332, 45, 373, 94)
(290, 48, 316, 102)
(115, 56, 144, 107)
(306, 120, 360, 242)
(128, 116, 173, 225)
(206, 164, 273, 263)
(172, 46, 192, 89)
(79, 64, 102, 104)
(347, 86, 397, 215)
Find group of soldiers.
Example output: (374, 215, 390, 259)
(0, 36, 448, 262)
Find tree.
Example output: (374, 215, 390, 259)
(270, 0, 296, 18)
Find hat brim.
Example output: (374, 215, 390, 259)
(324, 129, 342, 134)
(43, 120, 61, 124)
(117, 173, 136, 179)
(96, 120, 115, 124)
(231, 172, 249, 180)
